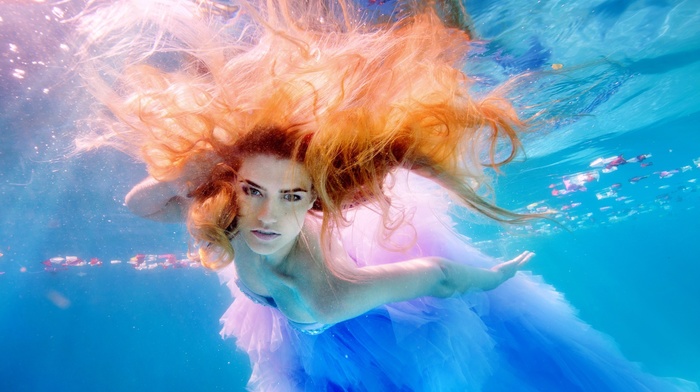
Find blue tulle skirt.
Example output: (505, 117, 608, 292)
(219, 172, 697, 392)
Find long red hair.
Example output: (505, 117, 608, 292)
(77, 0, 529, 269)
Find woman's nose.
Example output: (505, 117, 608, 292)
(258, 200, 277, 224)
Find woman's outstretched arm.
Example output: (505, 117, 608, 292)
(124, 176, 188, 222)
(301, 251, 534, 324)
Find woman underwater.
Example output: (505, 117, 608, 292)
(76, 0, 698, 390)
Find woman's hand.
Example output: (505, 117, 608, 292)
(491, 251, 535, 284)
(125, 150, 221, 221)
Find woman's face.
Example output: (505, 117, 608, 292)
(235, 154, 315, 259)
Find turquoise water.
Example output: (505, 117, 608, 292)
(1, 0, 699, 390)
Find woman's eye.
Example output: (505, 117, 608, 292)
(242, 186, 262, 197)
(283, 194, 302, 202)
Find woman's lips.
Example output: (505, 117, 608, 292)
(251, 230, 281, 241)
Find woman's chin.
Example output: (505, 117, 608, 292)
(244, 235, 290, 258)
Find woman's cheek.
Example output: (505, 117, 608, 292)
(294, 204, 310, 222)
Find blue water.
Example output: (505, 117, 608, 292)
(1, 0, 699, 390)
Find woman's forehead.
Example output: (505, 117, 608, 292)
(238, 154, 311, 189)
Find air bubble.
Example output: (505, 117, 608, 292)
(51, 7, 65, 19)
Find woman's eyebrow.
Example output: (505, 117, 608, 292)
(242, 179, 266, 191)
(242, 179, 307, 193)
(281, 188, 308, 193)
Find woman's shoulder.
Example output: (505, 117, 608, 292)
(296, 215, 360, 276)
(293, 216, 324, 265)
(287, 215, 353, 279)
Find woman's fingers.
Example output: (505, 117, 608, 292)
(493, 251, 535, 280)
(513, 251, 535, 268)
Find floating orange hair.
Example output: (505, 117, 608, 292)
(78, 0, 529, 268)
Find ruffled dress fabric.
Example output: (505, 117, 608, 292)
(218, 173, 697, 392)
